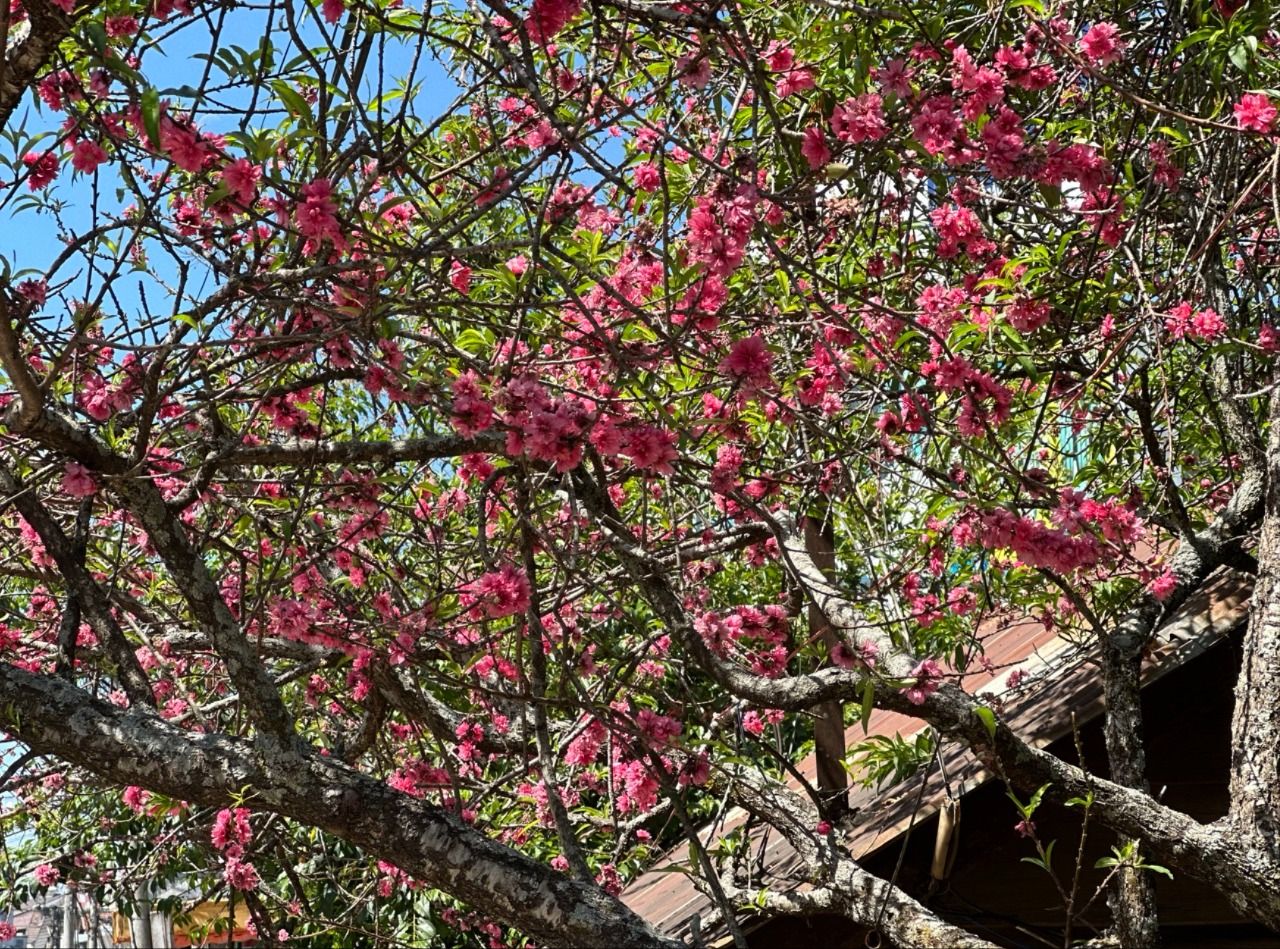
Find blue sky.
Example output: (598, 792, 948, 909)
(1, 2, 459, 324)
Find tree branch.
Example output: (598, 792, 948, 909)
(0, 663, 682, 949)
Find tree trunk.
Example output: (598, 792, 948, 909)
(1101, 631, 1161, 947)
(803, 511, 848, 819)
(1228, 393, 1280, 879)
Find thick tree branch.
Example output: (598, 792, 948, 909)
(0, 663, 682, 949)
(0, 1, 84, 128)
(1228, 391, 1280, 869)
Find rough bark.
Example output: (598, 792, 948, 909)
(802, 511, 848, 818)
(1100, 632, 1161, 947)
(0, 663, 683, 949)
(1228, 392, 1280, 877)
(0, 1, 82, 129)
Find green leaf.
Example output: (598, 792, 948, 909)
(1229, 39, 1252, 73)
(272, 80, 314, 126)
(83, 20, 108, 56)
(974, 705, 997, 739)
(859, 677, 875, 734)
(141, 88, 162, 150)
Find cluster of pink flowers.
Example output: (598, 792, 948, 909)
(1236, 93, 1277, 133)
(77, 367, 137, 421)
(1079, 187, 1128, 247)
(923, 357, 1012, 437)
(564, 719, 607, 766)
(61, 461, 98, 497)
(211, 807, 253, 852)
(632, 161, 661, 191)
(951, 46, 1006, 119)
(686, 181, 758, 277)
(1079, 22, 1126, 66)
(266, 596, 337, 649)
(901, 658, 943, 705)
(876, 395, 919, 438)
(34, 864, 60, 887)
(1150, 570, 1178, 601)
(912, 95, 977, 162)
(1148, 141, 1182, 188)
(612, 758, 660, 813)
(294, 178, 344, 250)
(978, 509, 1101, 573)
(710, 443, 744, 494)
(449, 260, 472, 293)
(1040, 140, 1111, 191)
(980, 108, 1027, 178)
(70, 139, 109, 175)
(1164, 302, 1227, 341)
(220, 158, 262, 207)
(208, 807, 260, 891)
(693, 604, 789, 657)
(501, 377, 593, 472)
(929, 203, 994, 259)
(524, 0, 582, 43)
(450, 371, 494, 435)
(769, 48, 815, 98)
(636, 709, 682, 747)
(621, 424, 678, 475)
(672, 273, 727, 331)
(916, 283, 968, 336)
(800, 125, 831, 169)
(719, 335, 773, 389)
(831, 639, 879, 669)
(462, 565, 531, 620)
(831, 93, 888, 144)
(388, 759, 451, 797)
(122, 785, 151, 813)
(1053, 489, 1142, 545)
(22, 151, 59, 191)
(948, 586, 978, 615)
(224, 856, 261, 892)
(903, 572, 943, 626)
(322, 0, 346, 24)
(1008, 297, 1052, 333)
(741, 707, 785, 736)
(156, 113, 219, 173)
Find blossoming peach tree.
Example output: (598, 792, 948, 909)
(0, 0, 1279, 946)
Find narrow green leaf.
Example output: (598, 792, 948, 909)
(141, 88, 162, 149)
(974, 705, 997, 739)
(859, 677, 875, 734)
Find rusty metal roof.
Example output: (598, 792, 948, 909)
(621, 569, 1254, 943)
